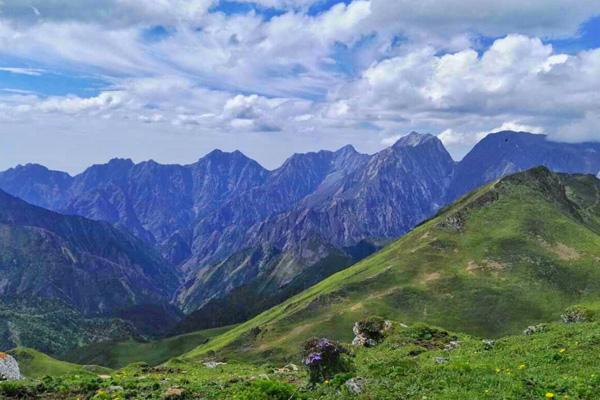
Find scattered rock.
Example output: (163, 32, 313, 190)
(98, 374, 112, 380)
(523, 324, 547, 336)
(352, 317, 393, 347)
(345, 377, 366, 395)
(352, 335, 378, 347)
(284, 363, 299, 371)
(203, 361, 226, 368)
(0, 352, 22, 381)
(163, 387, 184, 399)
(435, 356, 448, 364)
(109, 385, 124, 391)
(444, 340, 460, 351)
(482, 339, 495, 350)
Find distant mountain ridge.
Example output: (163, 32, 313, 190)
(2, 131, 600, 332)
(0, 189, 181, 353)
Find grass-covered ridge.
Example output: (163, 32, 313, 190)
(184, 167, 600, 362)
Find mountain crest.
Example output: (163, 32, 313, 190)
(392, 132, 438, 148)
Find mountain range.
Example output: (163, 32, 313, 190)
(1, 131, 600, 346)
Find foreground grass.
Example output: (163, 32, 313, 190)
(3, 319, 599, 399)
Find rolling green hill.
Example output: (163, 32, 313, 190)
(8, 348, 110, 379)
(63, 325, 235, 369)
(183, 167, 600, 362)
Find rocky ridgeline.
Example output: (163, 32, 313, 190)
(0, 352, 21, 381)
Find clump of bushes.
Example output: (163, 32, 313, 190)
(561, 306, 594, 324)
(405, 323, 457, 350)
(0, 381, 35, 398)
(302, 337, 350, 384)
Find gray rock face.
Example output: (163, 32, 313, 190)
(177, 135, 455, 325)
(0, 353, 21, 381)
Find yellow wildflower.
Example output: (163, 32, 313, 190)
(546, 393, 555, 399)
(559, 348, 566, 353)
(495, 368, 501, 373)
(518, 364, 526, 370)
(324, 380, 330, 384)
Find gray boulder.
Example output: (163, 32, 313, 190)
(0, 352, 22, 381)
(345, 377, 366, 395)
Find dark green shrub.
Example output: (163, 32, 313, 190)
(233, 380, 304, 400)
(0, 380, 35, 397)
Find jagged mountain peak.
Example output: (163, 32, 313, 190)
(392, 131, 439, 148)
(107, 157, 135, 165)
(334, 144, 359, 155)
(200, 148, 255, 163)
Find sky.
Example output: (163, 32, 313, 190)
(0, 0, 599, 173)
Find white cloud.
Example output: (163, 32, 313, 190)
(0, 0, 599, 171)
(492, 122, 543, 134)
(0, 67, 45, 76)
(368, 0, 600, 39)
(332, 35, 600, 152)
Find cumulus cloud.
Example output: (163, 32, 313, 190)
(332, 35, 600, 149)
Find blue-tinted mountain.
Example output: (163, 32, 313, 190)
(2, 131, 600, 335)
(176, 133, 456, 325)
(0, 189, 183, 353)
(449, 131, 600, 201)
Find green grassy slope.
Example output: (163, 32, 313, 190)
(8, 348, 110, 378)
(64, 325, 234, 369)
(183, 167, 600, 362)
(3, 318, 600, 399)
(307, 318, 600, 399)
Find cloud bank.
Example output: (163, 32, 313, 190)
(0, 0, 599, 171)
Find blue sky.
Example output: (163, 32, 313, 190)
(0, 0, 599, 173)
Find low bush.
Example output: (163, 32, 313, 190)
(302, 337, 351, 384)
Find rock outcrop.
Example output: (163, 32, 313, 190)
(352, 317, 393, 347)
(0, 352, 21, 381)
